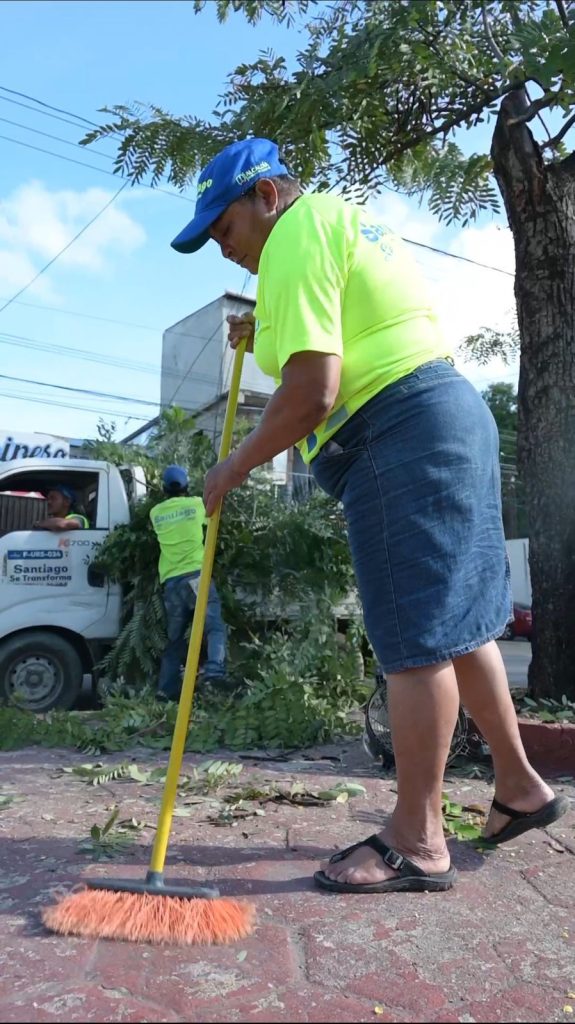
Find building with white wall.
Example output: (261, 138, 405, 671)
(161, 292, 274, 412)
(123, 292, 312, 488)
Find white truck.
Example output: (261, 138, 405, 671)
(0, 458, 146, 712)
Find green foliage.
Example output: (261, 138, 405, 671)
(216, 485, 355, 633)
(442, 792, 485, 842)
(83, 2, 575, 223)
(193, 0, 311, 26)
(216, 779, 366, 824)
(515, 693, 575, 723)
(180, 759, 244, 792)
(86, 407, 214, 491)
(185, 617, 366, 751)
(0, 687, 179, 754)
(58, 757, 245, 793)
(88, 407, 356, 690)
(0, 615, 364, 754)
(461, 326, 520, 368)
(77, 805, 145, 861)
(478, 380, 530, 537)
(59, 762, 134, 785)
(482, 381, 518, 454)
(1, 399, 362, 751)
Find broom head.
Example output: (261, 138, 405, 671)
(42, 881, 255, 946)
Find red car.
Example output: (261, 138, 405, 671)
(501, 602, 532, 641)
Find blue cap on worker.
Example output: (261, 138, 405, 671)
(170, 138, 290, 254)
(47, 483, 77, 505)
(162, 465, 189, 491)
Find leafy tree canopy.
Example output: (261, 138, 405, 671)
(83, 1, 575, 225)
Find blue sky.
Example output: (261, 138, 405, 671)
(0, 0, 519, 443)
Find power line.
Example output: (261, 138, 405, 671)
(0, 328, 221, 387)
(405, 238, 514, 277)
(0, 296, 162, 333)
(0, 84, 194, 203)
(0, 387, 149, 421)
(0, 84, 104, 130)
(0, 371, 159, 409)
(0, 132, 126, 179)
(0, 114, 116, 159)
(0, 129, 194, 203)
(0, 93, 104, 132)
(0, 181, 128, 316)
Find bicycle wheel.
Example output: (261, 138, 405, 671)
(363, 680, 469, 767)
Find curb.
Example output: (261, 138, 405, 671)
(518, 717, 575, 774)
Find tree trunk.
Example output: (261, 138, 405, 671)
(492, 90, 575, 700)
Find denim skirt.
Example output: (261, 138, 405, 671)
(311, 360, 512, 673)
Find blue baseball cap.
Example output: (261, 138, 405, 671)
(171, 138, 290, 254)
(162, 465, 188, 490)
(47, 483, 77, 505)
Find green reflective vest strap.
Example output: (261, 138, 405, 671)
(65, 513, 89, 529)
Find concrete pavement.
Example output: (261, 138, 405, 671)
(1, 742, 574, 1023)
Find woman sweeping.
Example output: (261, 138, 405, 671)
(171, 137, 567, 895)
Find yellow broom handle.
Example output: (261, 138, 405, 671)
(149, 340, 247, 875)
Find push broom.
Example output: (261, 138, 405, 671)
(42, 339, 255, 946)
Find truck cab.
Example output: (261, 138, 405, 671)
(0, 459, 145, 711)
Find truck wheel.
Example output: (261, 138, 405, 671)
(0, 632, 83, 713)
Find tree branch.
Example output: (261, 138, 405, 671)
(555, 0, 570, 30)
(482, 2, 505, 62)
(541, 109, 575, 150)
(506, 92, 558, 126)
(417, 24, 484, 90)
(381, 83, 516, 165)
(491, 89, 545, 225)
(524, 85, 553, 141)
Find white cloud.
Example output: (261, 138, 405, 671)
(419, 225, 516, 336)
(0, 249, 56, 300)
(369, 193, 518, 389)
(369, 192, 440, 246)
(423, 223, 517, 388)
(0, 181, 146, 290)
(444, 223, 518, 389)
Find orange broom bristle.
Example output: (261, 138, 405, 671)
(42, 889, 256, 946)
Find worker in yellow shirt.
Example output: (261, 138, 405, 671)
(170, 138, 566, 895)
(150, 465, 227, 702)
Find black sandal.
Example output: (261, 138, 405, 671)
(313, 834, 457, 894)
(485, 795, 569, 845)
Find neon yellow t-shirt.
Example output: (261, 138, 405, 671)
(253, 192, 451, 463)
(149, 496, 206, 584)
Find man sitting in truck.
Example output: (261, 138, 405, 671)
(34, 484, 89, 532)
(150, 464, 228, 702)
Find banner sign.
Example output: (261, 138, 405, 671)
(0, 432, 70, 461)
